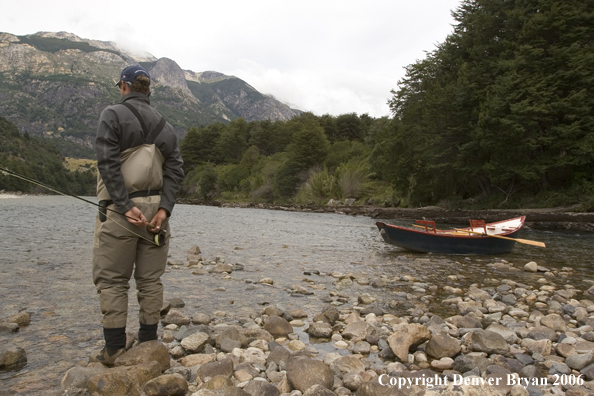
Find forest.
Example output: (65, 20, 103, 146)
(180, 0, 594, 210)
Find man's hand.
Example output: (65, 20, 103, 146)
(147, 208, 168, 233)
(125, 206, 147, 228)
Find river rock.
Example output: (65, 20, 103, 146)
(356, 379, 403, 396)
(61, 366, 108, 391)
(342, 320, 372, 340)
(447, 314, 482, 329)
(540, 313, 568, 332)
(114, 340, 170, 372)
(0, 322, 19, 333)
(162, 309, 190, 326)
(527, 326, 557, 341)
(453, 353, 492, 374)
(243, 380, 280, 396)
(192, 313, 212, 325)
(303, 384, 336, 396)
(196, 356, 234, 381)
(387, 323, 431, 362)
(307, 322, 333, 338)
(471, 330, 509, 354)
(180, 332, 209, 353)
(565, 353, 594, 370)
(486, 324, 517, 345)
(0, 345, 26, 368)
(143, 373, 188, 396)
(330, 355, 365, 374)
(179, 353, 215, 367)
(425, 333, 461, 359)
(215, 326, 247, 349)
(263, 315, 293, 338)
(87, 361, 162, 396)
(286, 356, 334, 392)
(524, 262, 538, 272)
(8, 311, 30, 326)
(267, 345, 292, 367)
(212, 263, 233, 273)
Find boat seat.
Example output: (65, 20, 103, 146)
(416, 220, 437, 233)
(469, 219, 487, 234)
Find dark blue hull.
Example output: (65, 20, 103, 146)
(376, 222, 520, 255)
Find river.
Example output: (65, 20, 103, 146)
(1, 196, 593, 394)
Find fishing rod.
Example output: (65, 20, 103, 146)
(0, 166, 165, 246)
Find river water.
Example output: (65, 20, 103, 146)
(1, 196, 593, 394)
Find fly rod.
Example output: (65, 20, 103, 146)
(0, 166, 165, 246)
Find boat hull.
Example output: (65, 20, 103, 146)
(376, 217, 525, 255)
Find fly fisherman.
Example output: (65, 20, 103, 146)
(90, 65, 184, 365)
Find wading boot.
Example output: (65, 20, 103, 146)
(89, 347, 125, 366)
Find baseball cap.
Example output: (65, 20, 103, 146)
(116, 65, 150, 86)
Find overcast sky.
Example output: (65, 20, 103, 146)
(1, 0, 462, 118)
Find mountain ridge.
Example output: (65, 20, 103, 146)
(0, 31, 301, 157)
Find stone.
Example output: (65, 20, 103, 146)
(179, 353, 216, 367)
(0, 345, 27, 368)
(203, 375, 233, 390)
(526, 339, 551, 356)
(486, 323, 518, 344)
(243, 380, 280, 396)
(387, 323, 431, 362)
(196, 356, 234, 381)
(0, 322, 19, 333)
(330, 355, 365, 374)
(540, 313, 568, 332)
(286, 356, 334, 392)
(471, 330, 509, 355)
(425, 333, 461, 359)
(61, 366, 108, 391)
(303, 384, 336, 396)
(307, 322, 333, 338)
(180, 332, 209, 353)
(192, 313, 212, 325)
(8, 312, 30, 326)
(565, 353, 594, 370)
(143, 373, 188, 396)
(524, 262, 538, 272)
(162, 309, 190, 326)
(243, 347, 267, 365)
(114, 340, 170, 372)
(87, 361, 162, 396)
(453, 354, 492, 374)
(526, 326, 557, 341)
(431, 357, 454, 370)
(212, 263, 233, 273)
(447, 314, 482, 329)
(342, 320, 371, 340)
(267, 345, 292, 367)
(263, 315, 293, 338)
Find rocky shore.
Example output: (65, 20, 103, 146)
(4, 245, 594, 396)
(177, 199, 594, 232)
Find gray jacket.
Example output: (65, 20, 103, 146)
(96, 92, 184, 215)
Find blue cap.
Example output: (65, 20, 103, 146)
(116, 65, 150, 86)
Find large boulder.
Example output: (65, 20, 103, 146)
(87, 361, 162, 396)
(114, 340, 170, 372)
(286, 356, 334, 392)
(387, 324, 431, 362)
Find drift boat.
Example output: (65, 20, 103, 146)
(376, 216, 530, 254)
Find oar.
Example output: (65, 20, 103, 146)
(454, 228, 546, 248)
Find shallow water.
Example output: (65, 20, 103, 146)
(1, 196, 593, 394)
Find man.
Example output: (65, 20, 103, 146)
(91, 65, 184, 365)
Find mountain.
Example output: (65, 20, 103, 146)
(0, 31, 301, 158)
